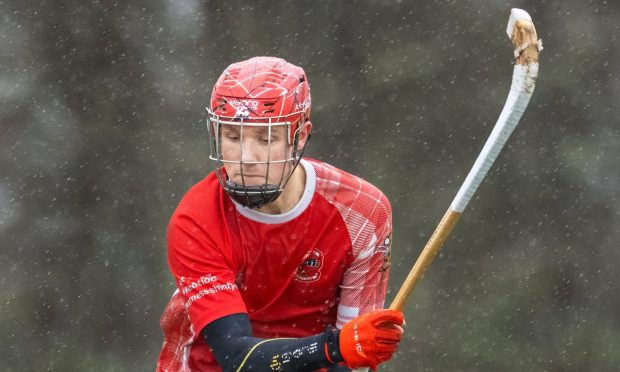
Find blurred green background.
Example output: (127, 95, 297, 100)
(1, 0, 619, 370)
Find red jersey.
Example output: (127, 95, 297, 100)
(157, 159, 393, 371)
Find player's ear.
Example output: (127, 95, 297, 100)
(297, 121, 312, 149)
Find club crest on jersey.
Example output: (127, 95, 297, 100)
(294, 248, 323, 283)
(377, 234, 392, 273)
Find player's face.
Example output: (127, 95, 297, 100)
(220, 124, 292, 187)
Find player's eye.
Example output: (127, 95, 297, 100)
(262, 133, 281, 144)
(224, 132, 240, 141)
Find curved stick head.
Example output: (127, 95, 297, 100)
(507, 8, 542, 65)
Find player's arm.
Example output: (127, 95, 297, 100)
(201, 312, 335, 371)
(337, 197, 393, 329)
(202, 310, 403, 372)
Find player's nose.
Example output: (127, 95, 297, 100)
(240, 140, 261, 164)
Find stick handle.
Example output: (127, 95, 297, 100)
(389, 208, 461, 311)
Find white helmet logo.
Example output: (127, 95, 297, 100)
(228, 98, 257, 118)
(235, 107, 250, 118)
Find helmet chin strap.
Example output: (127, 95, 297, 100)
(224, 180, 282, 209)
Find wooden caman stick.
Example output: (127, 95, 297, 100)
(390, 9, 542, 311)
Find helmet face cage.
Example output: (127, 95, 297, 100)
(207, 108, 308, 209)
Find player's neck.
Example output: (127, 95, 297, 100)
(257, 165, 306, 215)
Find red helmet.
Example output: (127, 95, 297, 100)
(210, 56, 311, 138)
(206, 57, 312, 209)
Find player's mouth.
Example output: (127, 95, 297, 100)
(229, 174, 267, 185)
(236, 174, 265, 178)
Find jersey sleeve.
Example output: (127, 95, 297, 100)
(167, 212, 247, 340)
(336, 195, 392, 328)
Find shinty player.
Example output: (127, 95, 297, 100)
(157, 56, 405, 371)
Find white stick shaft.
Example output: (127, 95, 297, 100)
(450, 63, 538, 213)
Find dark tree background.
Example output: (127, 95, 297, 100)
(1, 0, 619, 370)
